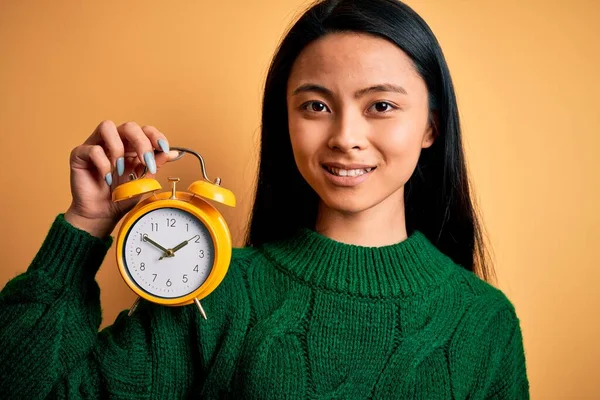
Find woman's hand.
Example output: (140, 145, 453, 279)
(64, 120, 178, 238)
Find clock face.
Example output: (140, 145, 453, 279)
(122, 207, 215, 299)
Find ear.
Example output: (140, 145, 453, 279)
(421, 111, 438, 149)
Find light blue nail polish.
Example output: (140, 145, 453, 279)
(144, 151, 157, 174)
(117, 157, 125, 177)
(158, 139, 169, 153)
(105, 172, 113, 186)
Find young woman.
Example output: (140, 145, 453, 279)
(0, 0, 529, 398)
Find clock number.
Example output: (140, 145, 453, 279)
(195, 236, 201, 243)
(166, 279, 172, 287)
(140, 262, 145, 271)
(151, 223, 159, 232)
(152, 274, 157, 282)
(199, 250, 205, 258)
(193, 265, 199, 272)
(186, 223, 189, 232)
(166, 218, 176, 228)
(140, 233, 148, 242)
(136, 247, 142, 255)
(182, 274, 188, 283)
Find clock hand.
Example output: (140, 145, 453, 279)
(143, 235, 172, 259)
(172, 235, 200, 253)
(159, 235, 200, 260)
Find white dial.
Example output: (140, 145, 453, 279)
(122, 207, 215, 299)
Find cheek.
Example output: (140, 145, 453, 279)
(374, 118, 426, 171)
(289, 133, 316, 178)
(289, 117, 325, 161)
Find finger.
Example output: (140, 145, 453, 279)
(121, 149, 179, 172)
(140, 125, 170, 154)
(122, 156, 147, 178)
(116, 155, 142, 181)
(132, 160, 148, 180)
(84, 120, 126, 177)
(71, 144, 113, 187)
(116, 122, 156, 174)
(113, 156, 151, 186)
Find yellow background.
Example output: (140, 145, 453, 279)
(1, 1, 598, 398)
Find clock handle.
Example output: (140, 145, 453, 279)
(170, 147, 215, 183)
(137, 146, 219, 184)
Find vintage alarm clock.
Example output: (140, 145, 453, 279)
(112, 147, 235, 319)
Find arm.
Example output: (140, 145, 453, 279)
(0, 215, 181, 398)
(448, 290, 530, 400)
(0, 214, 252, 398)
(485, 315, 530, 399)
(0, 121, 255, 397)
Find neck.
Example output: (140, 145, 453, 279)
(315, 190, 407, 247)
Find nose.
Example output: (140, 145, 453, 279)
(327, 111, 368, 152)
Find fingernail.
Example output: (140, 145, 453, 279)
(117, 157, 125, 177)
(158, 139, 169, 153)
(105, 172, 113, 186)
(144, 151, 157, 174)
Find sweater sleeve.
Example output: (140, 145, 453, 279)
(448, 289, 530, 400)
(485, 311, 530, 399)
(0, 214, 251, 399)
(0, 214, 152, 398)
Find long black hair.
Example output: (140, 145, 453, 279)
(244, 0, 495, 283)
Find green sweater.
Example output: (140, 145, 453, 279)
(0, 214, 529, 399)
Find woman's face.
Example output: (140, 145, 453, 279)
(286, 32, 435, 216)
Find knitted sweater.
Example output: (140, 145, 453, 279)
(0, 214, 529, 399)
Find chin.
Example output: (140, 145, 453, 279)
(318, 191, 377, 215)
(311, 177, 406, 218)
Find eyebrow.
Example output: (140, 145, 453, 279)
(291, 83, 408, 98)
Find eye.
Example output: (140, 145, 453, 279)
(369, 101, 397, 113)
(301, 101, 330, 113)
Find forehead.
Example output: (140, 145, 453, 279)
(288, 32, 420, 88)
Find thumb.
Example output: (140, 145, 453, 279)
(155, 150, 182, 168)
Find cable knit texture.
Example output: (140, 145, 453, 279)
(0, 214, 529, 399)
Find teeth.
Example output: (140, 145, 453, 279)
(326, 167, 373, 177)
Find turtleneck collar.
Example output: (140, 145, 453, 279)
(260, 228, 458, 298)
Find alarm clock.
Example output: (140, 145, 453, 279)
(112, 146, 235, 319)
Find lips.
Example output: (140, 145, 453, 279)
(324, 166, 373, 177)
(321, 162, 377, 187)
(322, 163, 377, 177)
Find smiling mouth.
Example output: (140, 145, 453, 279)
(323, 165, 376, 177)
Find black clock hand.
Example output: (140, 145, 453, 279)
(143, 235, 171, 259)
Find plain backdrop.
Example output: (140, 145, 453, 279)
(1, 0, 598, 398)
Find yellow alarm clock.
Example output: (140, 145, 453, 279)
(112, 147, 235, 320)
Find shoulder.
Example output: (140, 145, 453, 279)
(231, 246, 263, 268)
(428, 254, 525, 352)
(447, 266, 525, 356)
(444, 269, 529, 397)
(204, 245, 267, 302)
(452, 266, 521, 322)
(424, 238, 522, 326)
(230, 243, 279, 275)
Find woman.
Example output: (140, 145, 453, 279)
(0, 0, 529, 398)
